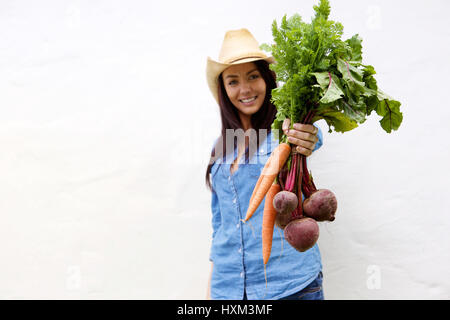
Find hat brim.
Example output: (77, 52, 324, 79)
(206, 56, 275, 104)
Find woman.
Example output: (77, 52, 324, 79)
(205, 28, 324, 300)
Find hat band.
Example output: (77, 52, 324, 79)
(226, 55, 266, 64)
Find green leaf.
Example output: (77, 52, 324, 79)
(337, 58, 364, 84)
(312, 72, 330, 89)
(345, 34, 363, 62)
(364, 95, 379, 116)
(377, 89, 393, 101)
(376, 99, 403, 133)
(271, 119, 283, 142)
(339, 98, 366, 123)
(318, 109, 359, 133)
(259, 43, 272, 53)
(312, 72, 345, 104)
(313, 0, 331, 21)
(362, 64, 376, 77)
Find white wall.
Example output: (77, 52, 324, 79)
(1, 0, 449, 299)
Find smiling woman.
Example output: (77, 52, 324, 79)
(222, 63, 267, 131)
(204, 28, 324, 300)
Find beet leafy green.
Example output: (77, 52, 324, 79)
(261, 0, 403, 141)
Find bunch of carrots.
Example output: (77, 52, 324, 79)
(244, 110, 337, 273)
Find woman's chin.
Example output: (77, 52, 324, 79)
(239, 103, 262, 115)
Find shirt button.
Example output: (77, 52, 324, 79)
(240, 272, 245, 278)
(228, 176, 231, 181)
(236, 223, 240, 229)
(232, 198, 237, 204)
(238, 247, 242, 253)
(260, 148, 265, 154)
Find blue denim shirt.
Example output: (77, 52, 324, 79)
(209, 127, 324, 300)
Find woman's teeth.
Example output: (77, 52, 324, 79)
(240, 97, 256, 103)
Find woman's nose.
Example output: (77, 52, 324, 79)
(240, 81, 251, 93)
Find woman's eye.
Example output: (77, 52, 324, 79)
(228, 80, 238, 85)
(249, 74, 260, 80)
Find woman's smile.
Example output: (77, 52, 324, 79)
(239, 96, 258, 106)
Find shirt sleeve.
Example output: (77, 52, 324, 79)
(209, 189, 221, 262)
(211, 189, 221, 238)
(313, 125, 323, 152)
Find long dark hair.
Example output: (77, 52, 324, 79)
(205, 60, 277, 192)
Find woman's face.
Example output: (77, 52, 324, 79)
(221, 62, 267, 120)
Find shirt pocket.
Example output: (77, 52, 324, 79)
(250, 145, 272, 167)
(247, 164, 263, 178)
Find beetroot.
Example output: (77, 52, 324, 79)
(273, 191, 298, 215)
(303, 189, 337, 221)
(273, 191, 298, 229)
(284, 218, 319, 252)
(275, 210, 294, 230)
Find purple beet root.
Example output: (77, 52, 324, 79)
(273, 191, 298, 229)
(284, 217, 319, 252)
(273, 191, 298, 214)
(275, 211, 294, 230)
(303, 189, 337, 222)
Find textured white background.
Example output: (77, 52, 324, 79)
(1, 0, 449, 299)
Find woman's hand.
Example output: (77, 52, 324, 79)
(282, 118, 319, 157)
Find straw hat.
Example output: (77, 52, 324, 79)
(206, 28, 275, 104)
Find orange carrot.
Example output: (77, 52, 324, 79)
(249, 156, 271, 204)
(262, 182, 281, 265)
(244, 143, 291, 221)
